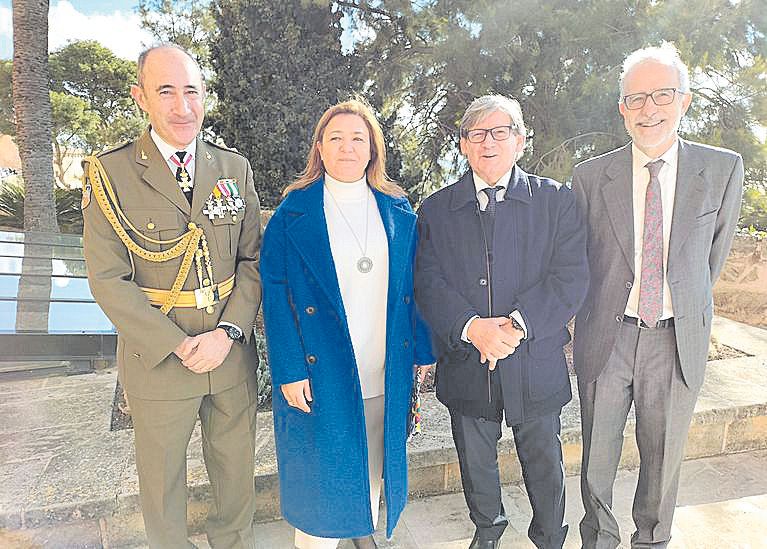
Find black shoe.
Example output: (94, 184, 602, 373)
(468, 531, 498, 549)
(351, 535, 377, 549)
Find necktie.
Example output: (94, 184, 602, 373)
(170, 151, 193, 202)
(638, 159, 664, 327)
(481, 186, 500, 216)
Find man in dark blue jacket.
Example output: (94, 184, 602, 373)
(415, 95, 588, 549)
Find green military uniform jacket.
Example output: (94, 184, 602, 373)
(82, 130, 262, 400)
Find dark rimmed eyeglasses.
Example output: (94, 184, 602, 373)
(621, 87, 684, 110)
(462, 125, 517, 143)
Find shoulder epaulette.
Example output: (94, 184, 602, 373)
(95, 141, 132, 158)
(203, 139, 246, 157)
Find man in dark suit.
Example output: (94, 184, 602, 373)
(572, 43, 743, 549)
(415, 94, 588, 549)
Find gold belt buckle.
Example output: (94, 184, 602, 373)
(195, 284, 220, 313)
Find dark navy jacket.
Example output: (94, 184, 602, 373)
(414, 166, 588, 425)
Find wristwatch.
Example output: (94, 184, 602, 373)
(509, 316, 526, 340)
(218, 324, 245, 343)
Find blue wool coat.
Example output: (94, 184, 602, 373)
(261, 178, 434, 539)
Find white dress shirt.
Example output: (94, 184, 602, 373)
(625, 140, 679, 320)
(150, 129, 197, 182)
(461, 167, 528, 342)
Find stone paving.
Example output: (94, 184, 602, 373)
(3, 450, 766, 548)
(0, 315, 765, 547)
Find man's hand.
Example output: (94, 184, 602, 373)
(181, 328, 233, 374)
(468, 317, 522, 370)
(174, 336, 199, 361)
(281, 379, 313, 413)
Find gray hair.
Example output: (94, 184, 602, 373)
(619, 42, 690, 99)
(459, 94, 527, 137)
(137, 43, 202, 87)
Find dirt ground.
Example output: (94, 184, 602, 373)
(714, 235, 767, 329)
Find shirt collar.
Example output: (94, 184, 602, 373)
(150, 128, 197, 162)
(472, 166, 514, 201)
(631, 138, 679, 174)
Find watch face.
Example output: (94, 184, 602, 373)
(221, 325, 242, 341)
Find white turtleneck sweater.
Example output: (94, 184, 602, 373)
(323, 174, 389, 399)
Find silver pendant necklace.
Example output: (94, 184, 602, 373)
(325, 183, 373, 273)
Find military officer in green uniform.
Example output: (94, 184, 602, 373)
(81, 44, 262, 548)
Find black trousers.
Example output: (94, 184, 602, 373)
(449, 408, 568, 549)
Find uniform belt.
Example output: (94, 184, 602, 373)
(141, 275, 235, 308)
(623, 315, 674, 329)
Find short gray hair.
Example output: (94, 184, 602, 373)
(459, 94, 526, 137)
(137, 43, 202, 87)
(619, 42, 690, 99)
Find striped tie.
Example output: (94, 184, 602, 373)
(638, 159, 664, 327)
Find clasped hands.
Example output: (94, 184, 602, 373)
(174, 328, 233, 374)
(467, 316, 524, 371)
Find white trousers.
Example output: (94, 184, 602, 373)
(294, 394, 385, 549)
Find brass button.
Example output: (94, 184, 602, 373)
(305, 306, 316, 315)
(306, 354, 317, 365)
(232, 215, 237, 222)
(147, 222, 155, 230)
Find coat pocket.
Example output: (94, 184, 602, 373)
(123, 210, 184, 252)
(526, 329, 571, 401)
(211, 215, 243, 258)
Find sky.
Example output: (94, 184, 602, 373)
(0, 1, 153, 60)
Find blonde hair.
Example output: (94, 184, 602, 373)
(283, 98, 406, 197)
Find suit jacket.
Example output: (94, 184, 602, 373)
(572, 139, 744, 389)
(82, 130, 262, 400)
(415, 167, 589, 425)
(261, 178, 434, 538)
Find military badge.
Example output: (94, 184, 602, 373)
(203, 178, 246, 221)
(81, 180, 92, 210)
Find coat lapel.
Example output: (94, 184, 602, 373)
(375, 191, 417, 307)
(136, 130, 191, 215)
(668, 139, 707, 264)
(284, 180, 346, 318)
(191, 139, 220, 219)
(600, 145, 635, 273)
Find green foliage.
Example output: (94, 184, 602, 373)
(49, 40, 144, 154)
(740, 185, 767, 232)
(254, 328, 272, 409)
(339, 0, 766, 196)
(0, 60, 13, 134)
(137, 0, 216, 72)
(0, 177, 84, 233)
(209, 0, 363, 207)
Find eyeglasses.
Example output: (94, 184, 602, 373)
(621, 87, 684, 110)
(462, 125, 516, 143)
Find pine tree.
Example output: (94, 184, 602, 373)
(209, 1, 361, 208)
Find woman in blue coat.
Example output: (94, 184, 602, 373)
(261, 99, 434, 549)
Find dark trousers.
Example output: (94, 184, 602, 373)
(449, 409, 568, 549)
